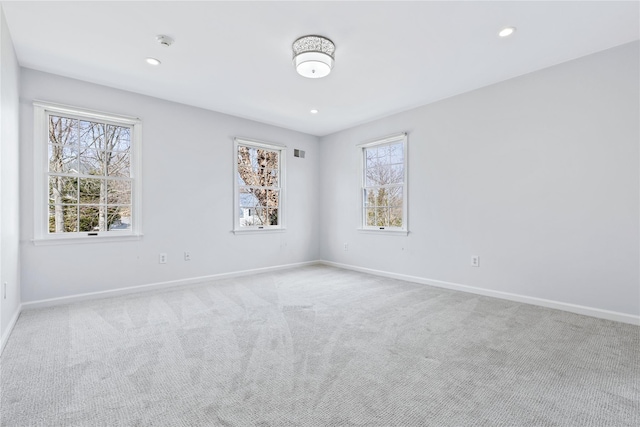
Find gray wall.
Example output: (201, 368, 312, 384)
(319, 42, 639, 317)
(14, 40, 640, 322)
(19, 69, 321, 302)
(0, 6, 21, 347)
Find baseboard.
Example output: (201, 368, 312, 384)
(0, 304, 22, 356)
(22, 260, 322, 310)
(320, 260, 640, 326)
(18, 259, 640, 326)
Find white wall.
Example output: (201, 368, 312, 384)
(20, 69, 320, 302)
(319, 42, 639, 318)
(0, 5, 21, 347)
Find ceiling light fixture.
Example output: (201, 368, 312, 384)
(310, 109, 319, 114)
(498, 26, 516, 37)
(145, 57, 161, 66)
(292, 35, 335, 79)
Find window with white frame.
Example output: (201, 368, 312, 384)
(234, 138, 285, 231)
(34, 102, 142, 241)
(361, 133, 407, 231)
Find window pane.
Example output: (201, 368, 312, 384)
(49, 116, 78, 146)
(239, 207, 251, 225)
(266, 190, 279, 208)
(389, 143, 403, 164)
(376, 207, 389, 226)
(107, 180, 131, 205)
(262, 168, 278, 186)
(378, 145, 391, 161)
(362, 188, 375, 207)
(238, 166, 254, 185)
(390, 164, 404, 184)
(79, 121, 105, 150)
(252, 188, 267, 208)
(364, 188, 378, 206)
(388, 186, 403, 207)
(106, 151, 130, 177)
(256, 148, 278, 170)
(48, 144, 79, 173)
(49, 205, 78, 233)
(79, 148, 104, 175)
(365, 167, 381, 187)
(267, 209, 278, 226)
(378, 188, 391, 207)
(107, 206, 131, 230)
(365, 188, 393, 208)
(106, 125, 131, 152)
(49, 176, 78, 204)
(365, 147, 379, 168)
(79, 206, 102, 232)
(365, 208, 376, 226)
(79, 178, 105, 204)
(255, 208, 268, 225)
(239, 188, 260, 207)
(390, 207, 403, 227)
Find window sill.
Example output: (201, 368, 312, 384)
(232, 228, 286, 235)
(32, 233, 143, 246)
(357, 228, 409, 236)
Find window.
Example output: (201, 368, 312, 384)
(234, 138, 285, 232)
(360, 133, 408, 232)
(34, 102, 142, 242)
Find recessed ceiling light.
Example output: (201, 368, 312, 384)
(145, 57, 161, 66)
(310, 109, 319, 114)
(498, 27, 516, 38)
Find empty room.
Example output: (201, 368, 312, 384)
(0, 1, 638, 426)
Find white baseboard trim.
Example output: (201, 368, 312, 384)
(22, 260, 322, 311)
(320, 260, 640, 326)
(18, 259, 640, 326)
(1, 304, 22, 356)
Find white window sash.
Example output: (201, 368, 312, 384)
(358, 133, 408, 233)
(233, 137, 286, 233)
(33, 101, 142, 243)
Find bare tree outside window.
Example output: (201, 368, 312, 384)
(236, 142, 282, 228)
(48, 115, 132, 233)
(362, 139, 406, 229)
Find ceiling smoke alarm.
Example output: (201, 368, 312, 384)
(156, 35, 174, 47)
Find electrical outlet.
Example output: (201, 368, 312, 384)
(344, 243, 348, 251)
(159, 253, 167, 264)
(471, 256, 480, 267)
(184, 251, 191, 261)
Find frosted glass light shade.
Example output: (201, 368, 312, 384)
(292, 35, 335, 79)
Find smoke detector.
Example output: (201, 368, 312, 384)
(156, 35, 174, 47)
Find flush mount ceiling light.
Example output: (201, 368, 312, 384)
(310, 109, 319, 114)
(145, 57, 161, 66)
(498, 26, 516, 37)
(292, 35, 335, 78)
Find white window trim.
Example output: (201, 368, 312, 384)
(33, 101, 143, 244)
(358, 132, 408, 235)
(233, 137, 286, 234)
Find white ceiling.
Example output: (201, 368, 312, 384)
(2, 1, 639, 136)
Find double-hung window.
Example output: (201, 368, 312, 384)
(34, 102, 142, 242)
(234, 138, 285, 232)
(360, 133, 408, 232)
